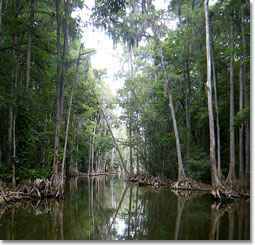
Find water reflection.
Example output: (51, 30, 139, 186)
(0, 175, 250, 240)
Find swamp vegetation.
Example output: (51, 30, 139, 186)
(0, 0, 250, 240)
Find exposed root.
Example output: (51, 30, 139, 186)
(171, 178, 211, 191)
(128, 175, 173, 188)
(0, 177, 61, 204)
(211, 184, 249, 200)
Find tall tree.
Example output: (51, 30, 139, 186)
(60, 44, 83, 193)
(53, 0, 70, 182)
(53, 0, 62, 177)
(225, 12, 238, 190)
(238, 3, 245, 192)
(211, 41, 222, 180)
(152, 23, 186, 181)
(25, 0, 35, 93)
(204, 0, 224, 198)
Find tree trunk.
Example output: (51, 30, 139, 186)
(25, 0, 35, 93)
(211, 40, 222, 180)
(60, 44, 82, 192)
(152, 26, 186, 182)
(240, 5, 249, 179)
(91, 117, 97, 173)
(12, 113, 16, 187)
(225, 16, 238, 189)
(88, 136, 92, 173)
(129, 109, 134, 176)
(204, 0, 224, 198)
(110, 147, 115, 171)
(185, 62, 191, 160)
(53, 0, 69, 180)
(53, 0, 61, 177)
(7, 107, 13, 165)
(239, 48, 244, 192)
(59, 0, 69, 122)
(75, 140, 79, 173)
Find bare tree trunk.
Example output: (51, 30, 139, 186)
(225, 16, 238, 189)
(25, 0, 35, 93)
(239, 49, 244, 192)
(136, 113, 140, 175)
(129, 108, 134, 176)
(240, 5, 249, 179)
(53, 0, 61, 177)
(53, 0, 69, 181)
(92, 89, 130, 176)
(204, 0, 224, 198)
(88, 136, 92, 173)
(59, 0, 69, 123)
(211, 41, 222, 180)
(60, 45, 82, 193)
(110, 147, 115, 171)
(185, 62, 191, 160)
(91, 117, 97, 173)
(12, 113, 16, 187)
(7, 107, 13, 165)
(152, 26, 186, 181)
(75, 140, 79, 173)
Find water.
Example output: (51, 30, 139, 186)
(0, 174, 250, 240)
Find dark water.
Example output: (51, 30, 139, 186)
(0, 174, 250, 240)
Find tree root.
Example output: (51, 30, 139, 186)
(211, 185, 249, 200)
(171, 178, 211, 191)
(0, 177, 61, 204)
(128, 175, 174, 188)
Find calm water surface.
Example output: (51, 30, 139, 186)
(0, 174, 250, 240)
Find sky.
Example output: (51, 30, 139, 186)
(75, 0, 170, 95)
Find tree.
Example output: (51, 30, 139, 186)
(225, 11, 238, 190)
(152, 21, 186, 182)
(25, 0, 35, 93)
(204, 0, 224, 198)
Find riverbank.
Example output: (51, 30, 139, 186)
(127, 174, 250, 200)
(127, 175, 211, 191)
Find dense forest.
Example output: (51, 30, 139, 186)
(0, 0, 250, 199)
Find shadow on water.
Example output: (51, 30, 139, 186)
(0, 174, 250, 240)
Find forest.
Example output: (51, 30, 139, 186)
(0, 0, 250, 204)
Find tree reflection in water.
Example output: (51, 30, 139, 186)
(0, 175, 250, 240)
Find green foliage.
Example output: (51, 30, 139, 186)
(0, 164, 12, 182)
(233, 106, 250, 128)
(0, 0, 250, 186)
(15, 167, 53, 184)
(185, 150, 211, 183)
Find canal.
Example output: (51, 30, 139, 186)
(0, 174, 250, 240)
